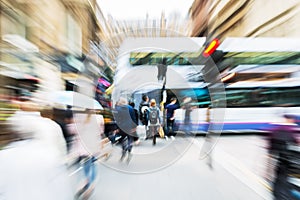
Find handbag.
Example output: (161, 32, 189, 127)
(158, 126, 165, 138)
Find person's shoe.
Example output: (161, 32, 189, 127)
(104, 152, 112, 161)
(127, 152, 132, 164)
(75, 183, 89, 199)
(165, 136, 169, 141)
(134, 139, 140, 146)
(120, 151, 126, 161)
(207, 158, 213, 170)
(115, 135, 122, 141)
(170, 136, 175, 140)
(152, 138, 156, 145)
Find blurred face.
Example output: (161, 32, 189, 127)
(65, 117, 74, 124)
(285, 117, 295, 124)
(19, 101, 40, 112)
(150, 99, 156, 106)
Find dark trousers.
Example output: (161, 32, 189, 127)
(119, 130, 134, 153)
(273, 161, 294, 200)
(166, 118, 175, 136)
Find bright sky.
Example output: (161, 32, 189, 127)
(97, 0, 194, 20)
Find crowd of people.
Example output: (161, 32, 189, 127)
(1, 91, 299, 200)
(102, 93, 192, 165)
(0, 95, 106, 199)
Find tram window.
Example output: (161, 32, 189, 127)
(131, 56, 194, 66)
(149, 58, 154, 65)
(163, 87, 300, 108)
(242, 87, 300, 107)
(173, 58, 179, 65)
(178, 58, 184, 65)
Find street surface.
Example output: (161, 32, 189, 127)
(88, 134, 273, 200)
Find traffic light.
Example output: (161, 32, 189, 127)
(201, 39, 224, 83)
(202, 38, 224, 64)
(203, 39, 220, 57)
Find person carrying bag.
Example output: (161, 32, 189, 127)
(158, 125, 165, 138)
(147, 99, 162, 145)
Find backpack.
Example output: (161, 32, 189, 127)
(139, 104, 149, 125)
(149, 107, 158, 124)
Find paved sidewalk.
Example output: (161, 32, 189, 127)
(93, 136, 271, 200)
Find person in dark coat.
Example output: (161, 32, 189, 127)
(129, 101, 140, 145)
(266, 114, 299, 200)
(165, 97, 179, 140)
(114, 97, 137, 163)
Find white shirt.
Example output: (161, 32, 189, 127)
(7, 111, 67, 161)
(72, 113, 104, 156)
(0, 109, 75, 200)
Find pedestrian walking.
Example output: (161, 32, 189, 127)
(0, 98, 74, 200)
(181, 96, 194, 136)
(67, 107, 106, 199)
(139, 94, 150, 139)
(165, 97, 179, 140)
(266, 114, 299, 200)
(147, 99, 162, 145)
(129, 101, 140, 145)
(115, 97, 137, 163)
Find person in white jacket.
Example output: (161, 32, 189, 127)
(0, 100, 75, 200)
(67, 109, 105, 198)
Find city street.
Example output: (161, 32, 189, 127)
(90, 135, 273, 200)
(2, 1, 300, 200)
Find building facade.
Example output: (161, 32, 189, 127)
(189, 0, 300, 41)
(0, 0, 107, 99)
